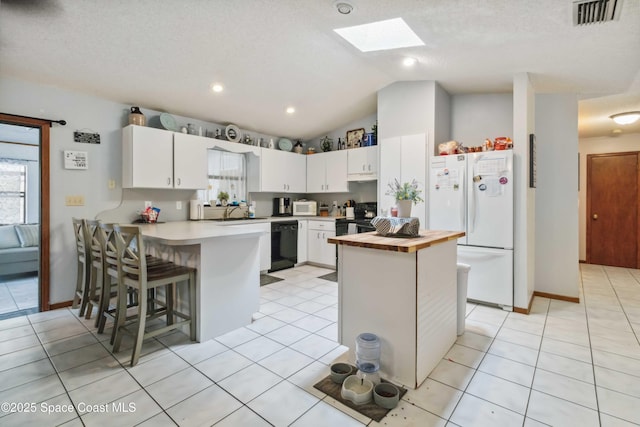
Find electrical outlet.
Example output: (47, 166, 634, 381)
(108, 179, 116, 189)
(176, 201, 182, 210)
(144, 201, 153, 209)
(65, 195, 85, 206)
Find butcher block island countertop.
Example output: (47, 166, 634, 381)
(328, 229, 465, 253)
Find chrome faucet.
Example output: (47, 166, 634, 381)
(223, 206, 240, 219)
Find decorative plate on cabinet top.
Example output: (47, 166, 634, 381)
(225, 124, 241, 143)
(159, 113, 178, 131)
(278, 138, 293, 151)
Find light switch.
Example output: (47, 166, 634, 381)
(108, 179, 116, 189)
(176, 201, 182, 210)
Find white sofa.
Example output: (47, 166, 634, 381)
(0, 224, 39, 276)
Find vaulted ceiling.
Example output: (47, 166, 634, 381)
(2, 0, 639, 139)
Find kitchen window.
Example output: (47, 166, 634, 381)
(0, 159, 27, 224)
(198, 150, 246, 204)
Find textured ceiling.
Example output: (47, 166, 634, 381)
(1, 0, 639, 139)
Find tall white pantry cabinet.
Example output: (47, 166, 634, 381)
(378, 133, 429, 225)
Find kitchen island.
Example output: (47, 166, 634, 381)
(328, 229, 465, 389)
(136, 221, 266, 342)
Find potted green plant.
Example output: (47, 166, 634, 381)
(217, 191, 229, 206)
(386, 178, 424, 217)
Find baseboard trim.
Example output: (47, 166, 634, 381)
(579, 259, 586, 263)
(533, 291, 580, 304)
(513, 293, 535, 315)
(49, 300, 73, 310)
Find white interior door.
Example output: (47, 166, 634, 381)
(429, 155, 467, 243)
(466, 151, 513, 249)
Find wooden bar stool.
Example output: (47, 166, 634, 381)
(71, 218, 91, 317)
(97, 222, 144, 341)
(111, 224, 196, 366)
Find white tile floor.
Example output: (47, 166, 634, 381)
(0, 263, 639, 426)
(0, 273, 38, 316)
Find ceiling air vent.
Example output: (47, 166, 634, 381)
(573, 0, 622, 25)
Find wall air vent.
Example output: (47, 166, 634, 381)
(573, 0, 621, 25)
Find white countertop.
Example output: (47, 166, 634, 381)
(136, 216, 342, 245)
(136, 221, 266, 245)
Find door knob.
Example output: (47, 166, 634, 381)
(593, 214, 598, 220)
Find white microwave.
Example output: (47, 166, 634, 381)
(293, 201, 317, 216)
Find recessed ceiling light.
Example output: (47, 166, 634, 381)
(335, 1, 353, 14)
(403, 57, 417, 67)
(286, 107, 296, 114)
(609, 111, 640, 125)
(334, 18, 425, 53)
(211, 83, 224, 93)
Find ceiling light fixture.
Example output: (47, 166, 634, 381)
(335, 1, 353, 14)
(403, 57, 417, 67)
(610, 111, 640, 125)
(334, 18, 425, 52)
(211, 83, 224, 93)
(286, 107, 296, 114)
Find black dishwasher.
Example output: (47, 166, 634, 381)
(269, 221, 298, 272)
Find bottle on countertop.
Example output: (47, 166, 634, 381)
(248, 201, 256, 218)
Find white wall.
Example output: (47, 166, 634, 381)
(535, 94, 579, 299)
(578, 133, 640, 260)
(450, 94, 513, 146)
(513, 73, 536, 310)
(378, 81, 435, 140)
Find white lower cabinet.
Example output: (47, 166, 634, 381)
(297, 219, 308, 263)
(307, 220, 336, 267)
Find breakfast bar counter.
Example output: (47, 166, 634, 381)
(137, 221, 266, 342)
(328, 229, 465, 389)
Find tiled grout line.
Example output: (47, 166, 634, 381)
(603, 266, 640, 346)
(585, 265, 605, 426)
(22, 308, 87, 426)
(440, 304, 515, 424)
(584, 265, 640, 425)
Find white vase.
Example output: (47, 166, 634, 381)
(396, 200, 412, 218)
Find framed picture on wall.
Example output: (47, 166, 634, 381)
(529, 133, 536, 188)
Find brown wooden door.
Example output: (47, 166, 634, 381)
(587, 152, 640, 268)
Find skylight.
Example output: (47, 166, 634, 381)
(334, 17, 424, 52)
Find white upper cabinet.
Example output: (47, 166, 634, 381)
(122, 125, 209, 189)
(248, 148, 306, 193)
(379, 134, 428, 224)
(307, 150, 348, 193)
(347, 146, 378, 180)
(173, 133, 210, 189)
(122, 125, 172, 189)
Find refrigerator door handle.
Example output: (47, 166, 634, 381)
(459, 166, 466, 231)
(469, 178, 477, 233)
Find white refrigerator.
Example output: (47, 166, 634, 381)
(429, 151, 514, 310)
